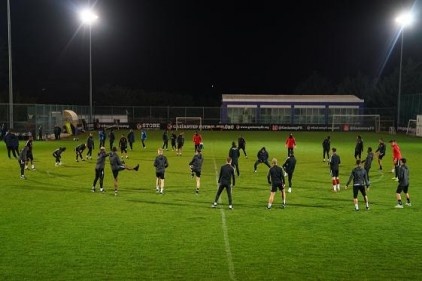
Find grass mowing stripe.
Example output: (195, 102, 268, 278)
(211, 145, 237, 281)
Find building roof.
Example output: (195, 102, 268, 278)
(222, 94, 364, 103)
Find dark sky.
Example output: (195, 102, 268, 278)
(0, 0, 421, 104)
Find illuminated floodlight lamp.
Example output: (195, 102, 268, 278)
(80, 9, 98, 25)
(395, 12, 414, 28)
(394, 11, 414, 128)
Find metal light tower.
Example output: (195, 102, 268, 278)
(395, 12, 414, 128)
(7, 0, 13, 129)
(80, 8, 98, 125)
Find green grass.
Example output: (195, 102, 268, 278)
(1, 130, 421, 281)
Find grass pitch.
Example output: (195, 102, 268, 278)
(1, 130, 421, 281)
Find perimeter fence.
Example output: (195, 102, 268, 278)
(0, 103, 402, 136)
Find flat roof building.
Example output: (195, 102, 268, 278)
(221, 94, 365, 125)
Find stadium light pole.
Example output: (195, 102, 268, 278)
(395, 12, 414, 129)
(7, 0, 13, 129)
(79, 8, 98, 125)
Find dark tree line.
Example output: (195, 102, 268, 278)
(294, 58, 422, 108)
(1, 51, 422, 108)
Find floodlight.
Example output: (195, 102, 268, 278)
(395, 12, 414, 28)
(395, 10, 414, 128)
(80, 9, 98, 25)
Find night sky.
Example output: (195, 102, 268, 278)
(0, 0, 421, 104)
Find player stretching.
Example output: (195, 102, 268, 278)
(330, 148, 341, 192)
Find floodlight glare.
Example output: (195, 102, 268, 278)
(79, 8, 99, 124)
(394, 10, 414, 128)
(80, 9, 98, 25)
(395, 12, 414, 28)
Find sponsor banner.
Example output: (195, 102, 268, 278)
(234, 124, 270, 131)
(94, 123, 132, 130)
(270, 124, 375, 131)
(170, 124, 270, 131)
(271, 124, 335, 131)
(93, 122, 376, 131)
(346, 126, 375, 131)
(137, 122, 161, 129)
(271, 125, 304, 131)
(307, 125, 340, 131)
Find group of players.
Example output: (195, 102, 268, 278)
(214, 133, 411, 211)
(323, 135, 411, 211)
(213, 133, 297, 210)
(11, 128, 410, 210)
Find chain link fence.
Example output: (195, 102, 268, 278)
(0, 102, 413, 135)
(0, 104, 221, 136)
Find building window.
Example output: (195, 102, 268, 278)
(260, 107, 291, 124)
(293, 107, 325, 124)
(227, 107, 256, 123)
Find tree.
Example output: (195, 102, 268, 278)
(0, 42, 9, 102)
(294, 71, 335, 94)
(337, 72, 374, 105)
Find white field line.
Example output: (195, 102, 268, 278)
(212, 155, 237, 281)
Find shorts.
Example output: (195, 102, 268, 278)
(112, 170, 120, 179)
(331, 169, 339, 177)
(378, 153, 385, 160)
(177, 143, 183, 149)
(27, 152, 34, 161)
(156, 172, 165, 179)
(271, 182, 284, 192)
(353, 185, 366, 198)
(396, 184, 409, 194)
(193, 170, 201, 177)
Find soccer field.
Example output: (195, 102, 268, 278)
(1, 130, 421, 281)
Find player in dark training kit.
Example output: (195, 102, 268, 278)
(330, 148, 341, 192)
(109, 147, 139, 195)
(375, 138, 386, 171)
(322, 136, 330, 162)
(346, 160, 370, 211)
(212, 157, 235, 210)
(75, 143, 87, 162)
(229, 141, 240, 176)
(92, 147, 109, 192)
(267, 158, 286, 209)
(238, 135, 247, 158)
(395, 158, 411, 208)
(189, 149, 203, 194)
(53, 147, 66, 166)
(283, 153, 296, 193)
